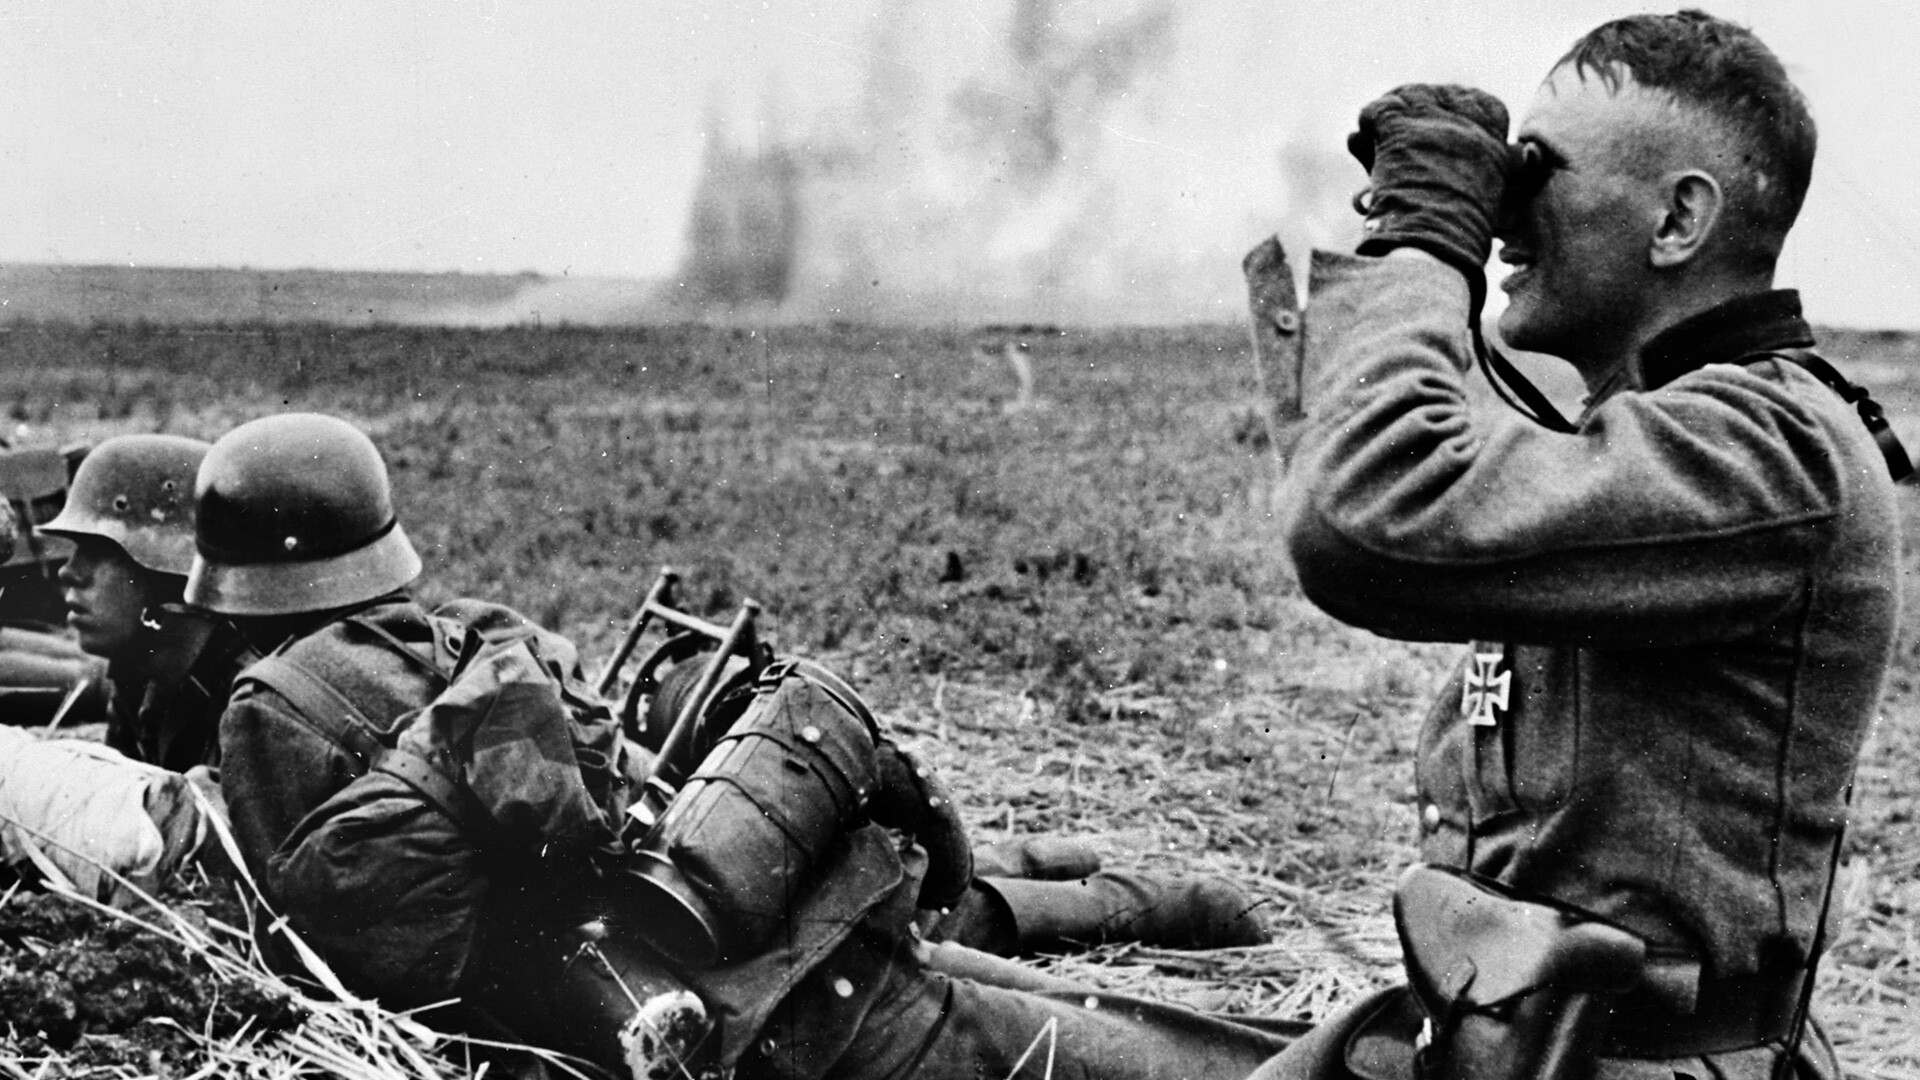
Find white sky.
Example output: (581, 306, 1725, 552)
(2, 0, 1916, 327)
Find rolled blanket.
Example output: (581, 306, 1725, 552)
(0, 726, 202, 906)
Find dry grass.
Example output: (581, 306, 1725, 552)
(1, 786, 590, 1080)
(886, 668, 1920, 1074)
(1, 320, 1918, 1075)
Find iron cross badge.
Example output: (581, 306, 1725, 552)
(1461, 648, 1511, 727)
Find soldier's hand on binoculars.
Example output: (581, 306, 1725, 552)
(1347, 84, 1512, 283)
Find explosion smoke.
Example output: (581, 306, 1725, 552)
(671, 107, 800, 311)
(670, 0, 1192, 324)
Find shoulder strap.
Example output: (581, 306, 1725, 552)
(340, 612, 459, 687)
(377, 749, 490, 837)
(1748, 349, 1914, 482)
(240, 654, 386, 773)
(759, 656, 880, 741)
(1473, 322, 1578, 434)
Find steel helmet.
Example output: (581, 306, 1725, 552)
(39, 434, 210, 575)
(184, 413, 421, 616)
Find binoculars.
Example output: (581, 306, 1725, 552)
(1503, 139, 1556, 209)
(1351, 137, 1557, 221)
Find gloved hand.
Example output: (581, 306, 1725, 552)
(1347, 84, 1511, 286)
(869, 739, 974, 912)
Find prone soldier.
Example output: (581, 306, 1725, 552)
(638, 655, 1267, 958)
(37, 434, 253, 771)
(0, 435, 244, 898)
(188, 412, 1292, 1079)
(0, 438, 101, 724)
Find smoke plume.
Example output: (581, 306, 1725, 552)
(671, 0, 1238, 325)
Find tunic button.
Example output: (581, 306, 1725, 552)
(1421, 804, 1441, 832)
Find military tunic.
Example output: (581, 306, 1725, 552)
(104, 625, 251, 773)
(218, 596, 449, 886)
(1275, 252, 1899, 1074)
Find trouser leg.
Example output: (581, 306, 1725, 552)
(933, 871, 1269, 955)
(1244, 988, 1412, 1080)
(738, 931, 1299, 1080)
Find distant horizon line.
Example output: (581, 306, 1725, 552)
(0, 261, 1908, 335)
(0, 260, 661, 283)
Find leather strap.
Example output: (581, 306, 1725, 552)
(377, 749, 490, 836)
(340, 612, 457, 688)
(239, 654, 386, 772)
(1474, 322, 1577, 433)
(245, 628, 493, 841)
(1602, 962, 1805, 1058)
(756, 657, 880, 740)
(1746, 349, 1913, 481)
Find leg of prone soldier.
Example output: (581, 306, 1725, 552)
(1252, 11, 1893, 1078)
(935, 841, 1267, 957)
(642, 655, 1269, 962)
(617, 662, 1303, 1080)
(182, 416, 1298, 1080)
(0, 629, 104, 724)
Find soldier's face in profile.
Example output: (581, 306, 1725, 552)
(1497, 64, 1673, 368)
(58, 536, 171, 659)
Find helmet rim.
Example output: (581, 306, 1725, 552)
(39, 434, 208, 575)
(183, 520, 422, 616)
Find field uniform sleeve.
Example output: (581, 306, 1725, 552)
(217, 686, 365, 888)
(1281, 252, 1846, 648)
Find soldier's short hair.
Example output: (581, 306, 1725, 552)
(1559, 9, 1815, 253)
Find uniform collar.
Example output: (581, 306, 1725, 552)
(1635, 290, 1815, 392)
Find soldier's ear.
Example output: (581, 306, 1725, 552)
(1649, 170, 1722, 269)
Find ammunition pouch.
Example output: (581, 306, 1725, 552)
(1392, 864, 1646, 1080)
(1324, 867, 1819, 1080)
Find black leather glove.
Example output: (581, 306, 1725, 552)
(869, 740, 974, 912)
(1347, 84, 1511, 287)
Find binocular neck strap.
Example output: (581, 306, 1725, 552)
(1748, 349, 1914, 482)
(1470, 309, 1578, 434)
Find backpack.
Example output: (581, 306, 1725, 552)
(243, 599, 632, 1006)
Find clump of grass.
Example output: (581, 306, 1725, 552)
(1, 787, 586, 1079)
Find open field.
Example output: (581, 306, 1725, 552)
(2, 318, 1917, 1075)
(0, 264, 670, 327)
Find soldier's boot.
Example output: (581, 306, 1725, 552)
(932, 870, 1269, 955)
